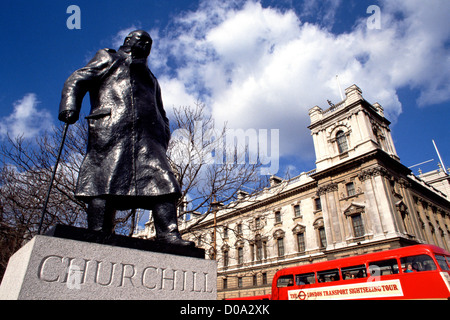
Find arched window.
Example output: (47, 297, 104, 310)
(273, 229, 285, 257)
(237, 247, 244, 264)
(253, 235, 267, 261)
(297, 232, 306, 252)
(344, 203, 366, 239)
(292, 224, 306, 252)
(336, 130, 348, 153)
(318, 227, 327, 249)
(236, 240, 245, 265)
(314, 218, 326, 249)
(223, 249, 229, 267)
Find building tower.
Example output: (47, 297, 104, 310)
(308, 84, 450, 257)
(309, 84, 399, 172)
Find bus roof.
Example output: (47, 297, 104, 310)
(274, 244, 449, 278)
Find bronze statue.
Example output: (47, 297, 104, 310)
(59, 30, 193, 247)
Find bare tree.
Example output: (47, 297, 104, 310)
(167, 102, 270, 234)
(0, 118, 144, 239)
(0, 121, 88, 238)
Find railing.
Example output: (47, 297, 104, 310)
(287, 168, 316, 184)
(322, 99, 346, 116)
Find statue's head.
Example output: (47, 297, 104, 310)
(123, 30, 152, 58)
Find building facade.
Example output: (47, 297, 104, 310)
(136, 84, 450, 299)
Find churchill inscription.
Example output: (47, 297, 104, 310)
(0, 235, 216, 300)
(37, 254, 214, 293)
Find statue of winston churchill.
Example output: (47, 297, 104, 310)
(59, 30, 193, 247)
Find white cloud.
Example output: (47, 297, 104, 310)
(115, 0, 450, 170)
(299, 0, 342, 29)
(158, 76, 200, 115)
(379, 0, 450, 106)
(0, 93, 53, 139)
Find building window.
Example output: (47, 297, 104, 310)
(275, 211, 281, 224)
(237, 247, 244, 265)
(237, 223, 242, 236)
(318, 227, 327, 248)
(253, 274, 258, 286)
(257, 242, 263, 261)
(223, 278, 228, 289)
(273, 229, 285, 258)
(255, 217, 261, 229)
(351, 214, 365, 237)
(255, 238, 267, 261)
(223, 250, 229, 267)
(346, 182, 356, 197)
(293, 204, 301, 217)
(336, 130, 348, 154)
(223, 226, 229, 239)
(277, 238, 285, 257)
(238, 277, 243, 288)
(262, 273, 268, 285)
(315, 198, 322, 211)
(297, 232, 306, 252)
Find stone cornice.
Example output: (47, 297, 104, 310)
(190, 180, 318, 230)
(317, 182, 338, 195)
(357, 166, 390, 181)
(311, 149, 410, 181)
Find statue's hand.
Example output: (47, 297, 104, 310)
(58, 110, 78, 124)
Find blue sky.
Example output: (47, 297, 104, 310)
(0, 0, 449, 177)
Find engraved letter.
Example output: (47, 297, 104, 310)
(38, 255, 64, 282)
(161, 268, 177, 291)
(191, 271, 202, 292)
(119, 263, 136, 287)
(204, 272, 214, 293)
(142, 266, 158, 290)
(180, 270, 187, 291)
(94, 261, 117, 286)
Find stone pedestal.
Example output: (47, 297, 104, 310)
(0, 233, 216, 300)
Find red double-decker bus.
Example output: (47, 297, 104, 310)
(272, 244, 450, 300)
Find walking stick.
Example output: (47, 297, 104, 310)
(37, 122, 69, 235)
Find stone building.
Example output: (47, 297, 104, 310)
(136, 84, 450, 299)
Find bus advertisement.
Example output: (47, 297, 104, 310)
(271, 244, 450, 300)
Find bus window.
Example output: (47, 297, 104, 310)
(317, 269, 340, 283)
(277, 275, 294, 287)
(369, 259, 399, 276)
(342, 265, 367, 280)
(446, 256, 450, 268)
(434, 255, 449, 271)
(295, 272, 316, 286)
(400, 255, 437, 273)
